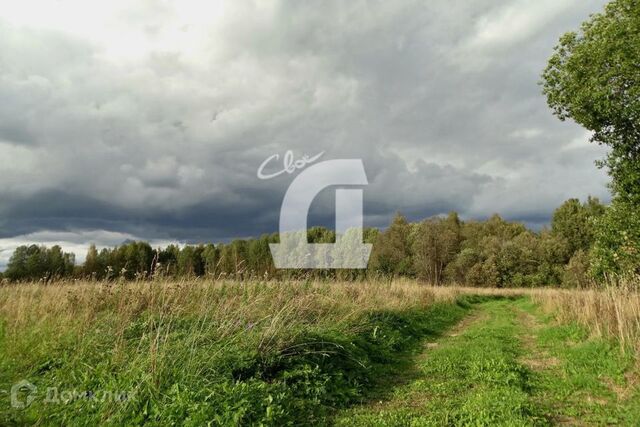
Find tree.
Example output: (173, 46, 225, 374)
(445, 247, 481, 284)
(83, 244, 101, 278)
(564, 250, 592, 288)
(4, 245, 75, 282)
(4, 246, 32, 281)
(532, 231, 569, 286)
(247, 236, 273, 278)
(202, 244, 220, 277)
(157, 244, 180, 277)
(368, 213, 413, 277)
(551, 197, 604, 257)
(412, 213, 462, 285)
(591, 202, 640, 277)
(177, 245, 205, 277)
(542, 0, 640, 277)
(217, 240, 249, 278)
(542, 0, 640, 199)
(100, 241, 155, 280)
(47, 245, 75, 279)
(121, 241, 154, 279)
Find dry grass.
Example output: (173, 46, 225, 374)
(0, 279, 476, 425)
(0, 279, 461, 359)
(530, 281, 640, 355)
(0, 279, 531, 363)
(0, 279, 529, 323)
(1, 278, 638, 356)
(0, 278, 452, 327)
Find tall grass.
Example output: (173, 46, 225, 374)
(0, 279, 475, 425)
(0, 279, 459, 344)
(2, 278, 637, 357)
(530, 279, 640, 354)
(1, 278, 638, 424)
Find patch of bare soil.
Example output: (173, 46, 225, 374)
(446, 309, 489, 337)
(516, 309, 560, 371)
(602, 370, 640, 402)
(514, 308, 580, 425)
(421, 309, 489, 350)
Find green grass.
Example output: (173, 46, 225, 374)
(0, 287, 474, 426)
(334, 297, 640, 426)
(520, 299, 640, 425)
(334, 298, 545, 426)
(2, 284, 638, 426)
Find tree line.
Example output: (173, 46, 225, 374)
(1, 196, 619, 287)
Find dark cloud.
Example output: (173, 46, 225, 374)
(0, 0, 612, 267)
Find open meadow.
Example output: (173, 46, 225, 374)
(1, 280, 638, 425)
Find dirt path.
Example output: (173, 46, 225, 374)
(332, 297, 640, 426)
(334, 298, 542, 425)
(514, 306, 560, 372)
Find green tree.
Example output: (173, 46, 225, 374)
(542, 0, 640, 277)
(368, 213, 413, 277)
(412, 213, 462, 285)
(591, 202, 640, 277)
(157, 244, 180, 277)
(5, 245, 75, 282)
(217, 240, 249, 278)
(445, 247, 481, 285)
(564, 250, 592, 288)
(47, 245, 75, 279)
(247, 236, 273, 278)
(551, 197, 604, 256)
(4, 246, 32, 280)
(83, 244, 101, 278)
(178, 245, 205, 277)
(202, 244, 220, 277)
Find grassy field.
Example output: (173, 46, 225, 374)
(335, 297, 640, 425)
(0, 280, 638, 425)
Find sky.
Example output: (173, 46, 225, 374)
(0, 0, 611, 269)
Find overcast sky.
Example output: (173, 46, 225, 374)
(0, 0, 611, 268)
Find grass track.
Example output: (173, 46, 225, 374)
(2, 285, 638, 426)
(333, 297, 640, 426)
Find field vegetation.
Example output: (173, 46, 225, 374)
(1, 279, 638, 425)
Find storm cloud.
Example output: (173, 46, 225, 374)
(0, 0, 611, 267)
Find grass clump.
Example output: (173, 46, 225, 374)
(526, 304, 640, 425)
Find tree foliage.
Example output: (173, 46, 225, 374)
(368, 214, 414, 277)
(551, 197, 605, 257)
(542, 0, 640, 276)
(4, 245, 75, 282)
(0, 198, 609, 287)
(412, 213, 461, 285)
